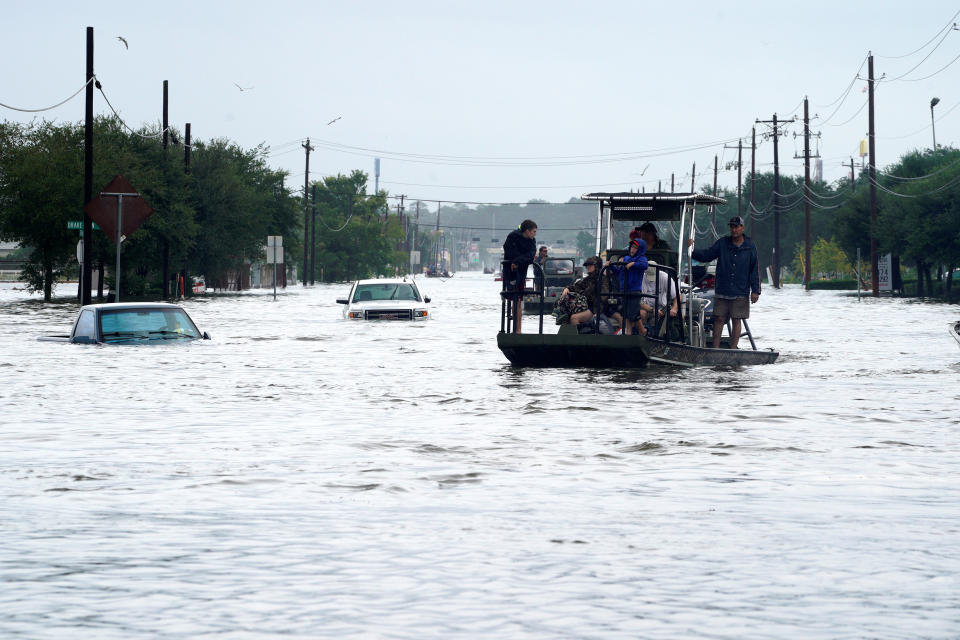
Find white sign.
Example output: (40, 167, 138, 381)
(878, 253, 892, 292)
(267, 235, 282, 247)
(76, 240, 83, 265)
(410, 250, 420, 265)
(266, 246, 284, 263)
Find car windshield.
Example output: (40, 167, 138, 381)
(100, 308, 201, 342)
(352, 283, 420, 302)
(543, 259, 574, 275)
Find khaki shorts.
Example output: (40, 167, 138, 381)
(713, 296, 750, 320)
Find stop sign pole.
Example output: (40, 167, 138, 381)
(100, 190, 140, 303)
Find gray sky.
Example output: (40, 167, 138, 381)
(3, 1, 959, 207)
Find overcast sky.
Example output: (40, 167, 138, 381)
(3, 1, 959, 207)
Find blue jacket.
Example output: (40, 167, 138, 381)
(611, 241, 648, 292)
(691, 235, 761, 298)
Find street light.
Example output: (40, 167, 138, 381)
(930, 97, 940, 151)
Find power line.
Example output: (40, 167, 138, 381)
(0, 77, 94, 113)
(876, 10, 960, 59)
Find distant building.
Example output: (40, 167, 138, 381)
(0, 241, 18, 258)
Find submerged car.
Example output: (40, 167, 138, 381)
(38, 302, 210, 344)
(337, 278, 431, 320)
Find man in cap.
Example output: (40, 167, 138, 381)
(686, 216, 760, 349)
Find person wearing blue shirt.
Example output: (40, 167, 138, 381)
(608, 237, 649, 335)
(686, 216, 761, 349)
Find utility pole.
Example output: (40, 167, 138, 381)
(756, 114, 795, 288)
(302, 138, 313, 286)
(868, 52, 879, 297)
(844, 157, 856, 191)
(82, 26, 94, 306)
(712, 154, 718, 225)
(161, 80, 170, 299)
(310, 184, 317, 285)
(184, 123, 191, 174)
(690, 162, 696, 193)
(793, 97, 819, 285)
(671, 173, 675, 193)
(435, 202, 441, 271)
(749, 127, 756, 236)
(723, 140, 746, 218)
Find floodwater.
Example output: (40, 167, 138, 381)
(1, 275, 958, 639)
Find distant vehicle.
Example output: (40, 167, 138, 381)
(337, 278, 431, 321)
(523, 258, 579, 314)
(37, 302, 210, 345)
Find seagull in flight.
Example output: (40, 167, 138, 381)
(327, 116, 341, 125)
(233, 83, 253, 91)
(117, 36, 128, 49)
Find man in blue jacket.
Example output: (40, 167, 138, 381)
(687, 216, 761, 349)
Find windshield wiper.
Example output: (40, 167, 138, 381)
(147, 330, 194, 339)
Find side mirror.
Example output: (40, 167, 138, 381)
(423, 296, 431, 303)
(202, 331, 211, 340)
(336, 298, 349, 304)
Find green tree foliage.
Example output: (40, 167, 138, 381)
(792, 237, 854, 279)
(188, 139, 297, 287)
(0, 121, 83, 299)
(0, 117, 301, 299)
(310, 170, 402, 281)
(831, 147, 960, 296)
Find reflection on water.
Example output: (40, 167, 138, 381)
(1, 278, 959, 639)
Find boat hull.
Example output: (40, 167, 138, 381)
(497, 332, 650, 368)
(646, 338, 779, 367)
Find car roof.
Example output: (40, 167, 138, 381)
(80, 302, 189, 311)
(354, 278, 419, 286)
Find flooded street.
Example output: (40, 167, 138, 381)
(2, 275, 959, 638)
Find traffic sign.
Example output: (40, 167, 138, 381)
(82, 175, 154, 245)
(67, 221, 100, 230)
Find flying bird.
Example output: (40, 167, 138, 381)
(327, 116, 341, 125)
(117, 36, 128, 49)
(233, 83, 253, 91)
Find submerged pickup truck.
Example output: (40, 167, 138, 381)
(38, 302, 210, 345)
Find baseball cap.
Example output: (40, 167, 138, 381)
(728, 216, 744, 226)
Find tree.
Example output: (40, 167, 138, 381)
(0, 121, 84, 300)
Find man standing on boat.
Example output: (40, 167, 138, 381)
(502, 219, 538, 333)
(686, 216, 760, 349)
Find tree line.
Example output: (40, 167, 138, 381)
(0, 117, 408, 301)
(3, 115, 957, 300)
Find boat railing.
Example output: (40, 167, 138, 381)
(596, 263, 685, 342)
(499, 260, 545, 334)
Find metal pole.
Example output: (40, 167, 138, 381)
(115, 195, 123, 303)
(737, 139, 743, 217)
(772, 113, 781, 288)
(82, 27, 94, 305)
(749, 127, 756, 236)
(930, 98, 939, 150)
(803, 97, 812, 286)
(310, 184, 317, 285)
(868, 53, 879, 297)
(302, 138, 313, 286)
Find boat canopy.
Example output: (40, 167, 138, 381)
(579, 192, 727, 222)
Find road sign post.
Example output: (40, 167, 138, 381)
(83, 176, 154, 303)
(267, 236, 283, 301)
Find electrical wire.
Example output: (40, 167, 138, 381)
(873, 153, 960, 181)
(0, 77, 94, 113)
(896, 48, 960, 82)
(882, 27, 956, 82)
(876, 9, 960, 59)
(97, 82, 169, 140)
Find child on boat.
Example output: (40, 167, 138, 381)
(608, 238, 648, 335)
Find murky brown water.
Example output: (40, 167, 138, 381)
(1, 276, 959, 638)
